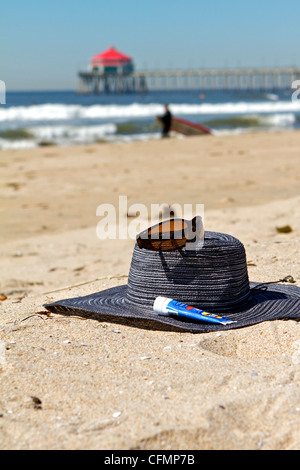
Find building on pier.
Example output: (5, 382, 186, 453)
(90, 46, 134, 75)
(77, 46, 147, 94)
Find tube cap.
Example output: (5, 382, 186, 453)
(153, 296, 173, 314)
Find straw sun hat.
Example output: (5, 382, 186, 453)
(45, 231, 300, 333)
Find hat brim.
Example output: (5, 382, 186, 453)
(44, 282, 300, 333)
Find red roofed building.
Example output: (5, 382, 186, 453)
(90, 46, 134, 75)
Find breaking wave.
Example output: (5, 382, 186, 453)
(1, 100, 300, 123)
(1, 93, 299, 149)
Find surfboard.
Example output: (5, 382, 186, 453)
(170, 117, 212, 136)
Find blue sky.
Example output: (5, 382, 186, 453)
(2, 0, 300, 91)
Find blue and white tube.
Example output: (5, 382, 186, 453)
(153, 297, 236, 325)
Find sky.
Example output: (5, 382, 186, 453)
(1, 0, 300, 91)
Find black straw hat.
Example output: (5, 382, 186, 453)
(45, 232, 300, 333)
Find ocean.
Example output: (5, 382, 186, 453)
(0, 88, 300, 149)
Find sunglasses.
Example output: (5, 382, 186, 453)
(136, 216, 203, 251)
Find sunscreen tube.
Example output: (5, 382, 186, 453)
(153, 297, 236, 325)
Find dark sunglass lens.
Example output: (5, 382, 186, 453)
(137, 219, 191, 251)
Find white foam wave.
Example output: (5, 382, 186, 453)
(260, 113, 295, 126)
(0, 103, 163, 122)
(0, 123, 161, 149)
(0, 138, 37, 150)
(1, 100, 300, 123)
(265, 93, 279, 101)
(171, 101, 300, 116)
(29, 123, 116, 141)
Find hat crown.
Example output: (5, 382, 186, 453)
(126, 232, 251, 313)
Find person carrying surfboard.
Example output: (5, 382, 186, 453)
(157, 104, 172, 138)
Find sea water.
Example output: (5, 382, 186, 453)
(0, 88, 299, 149)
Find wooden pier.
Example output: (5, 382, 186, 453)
(77, 67, 300, 94)
(78, 70, 147, 94)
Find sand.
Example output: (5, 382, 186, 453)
(0, 130, 300, 450)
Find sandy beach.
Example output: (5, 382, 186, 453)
(1, 130, 300, 450)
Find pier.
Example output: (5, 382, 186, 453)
(77, 66, 300, 94)
(78, 70, 147, 94)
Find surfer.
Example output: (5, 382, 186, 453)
(157, 104, 172, 138)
